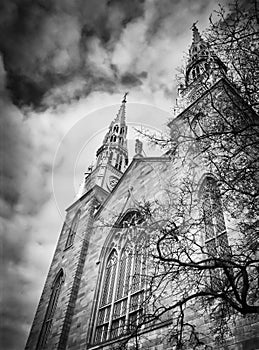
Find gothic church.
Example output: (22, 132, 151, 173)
(25, 25, 259, 350)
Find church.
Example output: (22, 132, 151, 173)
(25, 25, 259, 350)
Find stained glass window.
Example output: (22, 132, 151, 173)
(94, 211, 146, 344)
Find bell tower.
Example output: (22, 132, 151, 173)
(77, 93, 129, 196)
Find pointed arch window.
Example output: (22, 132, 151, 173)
(200, 177, 230, 257)
(115, 154, 123, 171)
(37, 269, 64, 349)
(65, 210, 81, 249)
(108, 151, 113, 164)
(110, 135, 116, 143)
(114, 125, 119, 133)
(94, 211, 146, 344)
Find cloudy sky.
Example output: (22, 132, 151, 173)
(0, 0, 232, 349)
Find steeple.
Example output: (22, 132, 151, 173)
(185, 23, 209, 85)
(96, 93, 128, 172)
(77, 94, 129, 197)
(174, 23, 227, 116)
(186, 23, 227, 86)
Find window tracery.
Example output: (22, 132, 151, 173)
(94, 211, 146, 344)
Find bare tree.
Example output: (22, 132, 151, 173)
(120, 1, 259, 348)
(206, 0, 259, 113)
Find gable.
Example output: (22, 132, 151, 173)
(95, 157, 170, 223)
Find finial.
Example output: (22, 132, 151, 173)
(190, 21, 199, 31)
(122, 92, 129, 103)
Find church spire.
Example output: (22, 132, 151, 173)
(185, 23, 227, 87)
(185, 22, 208, 85)
(173, 24, 228, 116)
(99, 93, 128, 158)
(77, 94, 129, 197)
(95, 93, 129, 191)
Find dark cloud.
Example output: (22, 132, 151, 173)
(6, 72, 48, 109)
(121, 71, 147, 87)
(0, 0, 146, 110)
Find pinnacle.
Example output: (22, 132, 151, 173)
(191, 22, 202, 43)
(101, 93, 128, 147)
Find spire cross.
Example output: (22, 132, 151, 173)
(122, 92, 129, 103)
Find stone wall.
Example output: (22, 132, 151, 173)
(25, 188, 98, 350)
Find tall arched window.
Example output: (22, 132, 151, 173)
(95, 250, 118, 343)
(37, 269, 64, 349)
(200, 177, 230, 256)
(65, 210, 81, 249)
(94, 211, 146, 344)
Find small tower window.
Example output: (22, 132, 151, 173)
(115, 154, 123, 171)
(108, 151, 113, 164)
(119, 156, 123, 171)
(196, 66, 200, 77)
(192, 70, 196, 80)
(110, 135, 116, 143)
(120, 127, 124, 135)
(114, 125, 119, 133)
